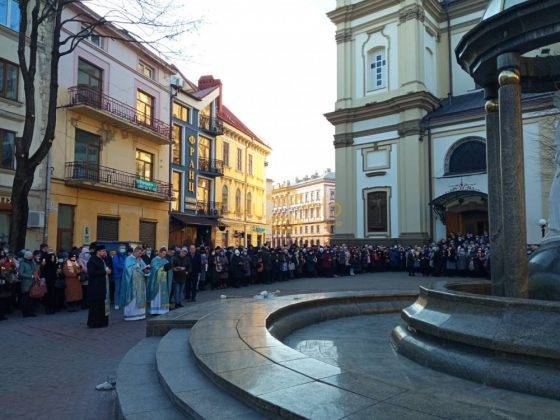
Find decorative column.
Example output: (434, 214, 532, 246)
(484, 87, 504, 296)
(497, 53, 528, 298)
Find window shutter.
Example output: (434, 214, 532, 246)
(97, 217, 119, 241)
(139, 221, 157, 249)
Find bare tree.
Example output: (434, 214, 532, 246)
(9, 0, 198, 250)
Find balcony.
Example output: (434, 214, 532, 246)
(68, 86, 170, 144)
(196, 201, 221, 218)
(198, 158, 224, 176)
(65, 162, 172, 201)
(199, 115, 224, 136)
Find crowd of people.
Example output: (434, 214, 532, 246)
(0, 234, 538, 326)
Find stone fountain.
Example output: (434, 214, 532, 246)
(392, 0, 560, 400)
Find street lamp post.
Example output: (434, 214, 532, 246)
(539, 219, 548, 239)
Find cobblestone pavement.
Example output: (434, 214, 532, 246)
(0, 272, 469, 419)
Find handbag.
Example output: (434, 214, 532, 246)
(30, 274, 47, 299)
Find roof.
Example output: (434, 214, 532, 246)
(218, 104, 269, 148)
(191, 85, 219, 99)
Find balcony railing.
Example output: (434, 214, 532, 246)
(198, 158, 224, 176)
(196, 201, 221, 218)
(65, 162, 172, 201)
(68, 86, 171, 139)
(199, 115, 224, 135)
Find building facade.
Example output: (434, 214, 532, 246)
(0, 1, 51, 248)
(47, 3, 173, 251)
(326, 0, 556, 245)
(203, 76, 271, 248)
(271, 170, 336, 247)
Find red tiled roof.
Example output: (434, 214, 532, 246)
(218, 105, 268, 148)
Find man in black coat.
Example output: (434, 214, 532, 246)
(186, 245, 201, 302)
(87, 244, 110, 328)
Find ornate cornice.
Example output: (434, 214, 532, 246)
(446, 0, 488, 20)
(399, 5, 425, 24)
(335, 28, 352, 44)
(333, 132, 354, 149)
(325, 91, 441, 127)
(327, 0, 400, 25)
(397, 119, 423, 136)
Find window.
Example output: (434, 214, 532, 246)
(235, 188, 242, 214)
(172, 124, 182, 165)
(330, 190, 335, 201)
(365, 189, 389, 235)
(77, 58, 102, 91)
(246, 192, 252, 215)
(138, 61, 154, 79)
(305, 226, 308, 234)
(199, 136, 210, 160)
(74, 129, 100, 165)
(172, 171, 182, 212)
(172, 102, 189, 122)
(222, 142, 230, 166)
(367, 48, 387, 91)
(446, 139, 487, 175)
(0, 0, 20, 31)
(56, 205, 74, 252)
(81, 26, 102, 48)
(136, 149, 154, 180)
(197, 177, 210, 204)
(139, 220, 156, 249)
(222, 185, 229, 212)
(310, 226, 314, 234)
(136, 90, 154, 126)
(0, 59, 18, 101)
(330, 225, 334, 234)
(0, 129, 15, 170)
(248, 154, 253, 175)
(236, 147, 243, 171)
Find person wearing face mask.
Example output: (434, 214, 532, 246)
(112, 245, 127, 309)
(63, 253, 83, 312)
(147, 247, 173, 315)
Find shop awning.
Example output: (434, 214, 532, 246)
(170, 213, 221, 227)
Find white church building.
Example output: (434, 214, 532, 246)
(326, 0, 556, 245)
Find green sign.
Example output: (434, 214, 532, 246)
(135, 179, 158, 192)
(252, 226, 266, 233)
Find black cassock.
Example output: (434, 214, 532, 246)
(87, 255, 109, 328)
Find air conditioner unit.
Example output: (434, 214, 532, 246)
(28, 211, 45, 228)
(170, 74, 184, 88)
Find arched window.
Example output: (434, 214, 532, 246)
(446, 138, 487, 175)
(235, 188, 241, 214)
(222, 185, 229, 213)
(246, 192, 252, 215)
(367, 48, 387, 92)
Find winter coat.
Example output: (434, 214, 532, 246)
(87, 255, 107, 303)
(18, 259, 37, 293)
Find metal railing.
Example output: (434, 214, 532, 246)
(65, 162, 172, 200)
(198, 115, 224, 135)
(68, 86, 171, 138)
(198, 158, 224, 175)
(196, 201, 221, 217)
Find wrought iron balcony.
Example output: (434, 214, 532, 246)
(196, 201, 221, 218)
(198, 158, 224, 176)
(68, 86, 171, 142)
(199, 115, 224, 135)
(65, 162, 172, 201)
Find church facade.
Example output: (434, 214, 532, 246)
(325, 0, 556, 245)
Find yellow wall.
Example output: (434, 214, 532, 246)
(214, 124, 270, 247)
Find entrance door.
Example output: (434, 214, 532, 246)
(57, 204, 75, 252)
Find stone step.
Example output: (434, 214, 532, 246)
(156, 329, 266, 419)
(116, 337, 184, 420)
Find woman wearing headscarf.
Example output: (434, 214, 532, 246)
(18, 251, 37, 317)
(63, 252, 83, 312)
(78, 246, 90, 309)
(43, 252, 59, 315)
(86, 244, 111, 328)
(147, 247, 172, 315)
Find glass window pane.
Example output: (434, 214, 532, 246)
(0, 130, 14, 169)
(0, 0, 7, 26)
(8, 0, 17, 30)
(0, 63, 4, 97)
(6, 63, 17, 99)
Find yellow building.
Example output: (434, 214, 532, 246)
(200, 77, 271, 247)
(47, 4, 173, 251)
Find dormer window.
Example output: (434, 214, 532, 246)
(367, 48, 387, 91)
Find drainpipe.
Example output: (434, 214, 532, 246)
(42, 149, 52, 245)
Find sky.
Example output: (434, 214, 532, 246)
(174, 0, 337, 183)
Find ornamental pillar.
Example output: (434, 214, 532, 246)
(497, 53, 528, 298)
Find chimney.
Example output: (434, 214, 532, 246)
(198, 75, 222, 113)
